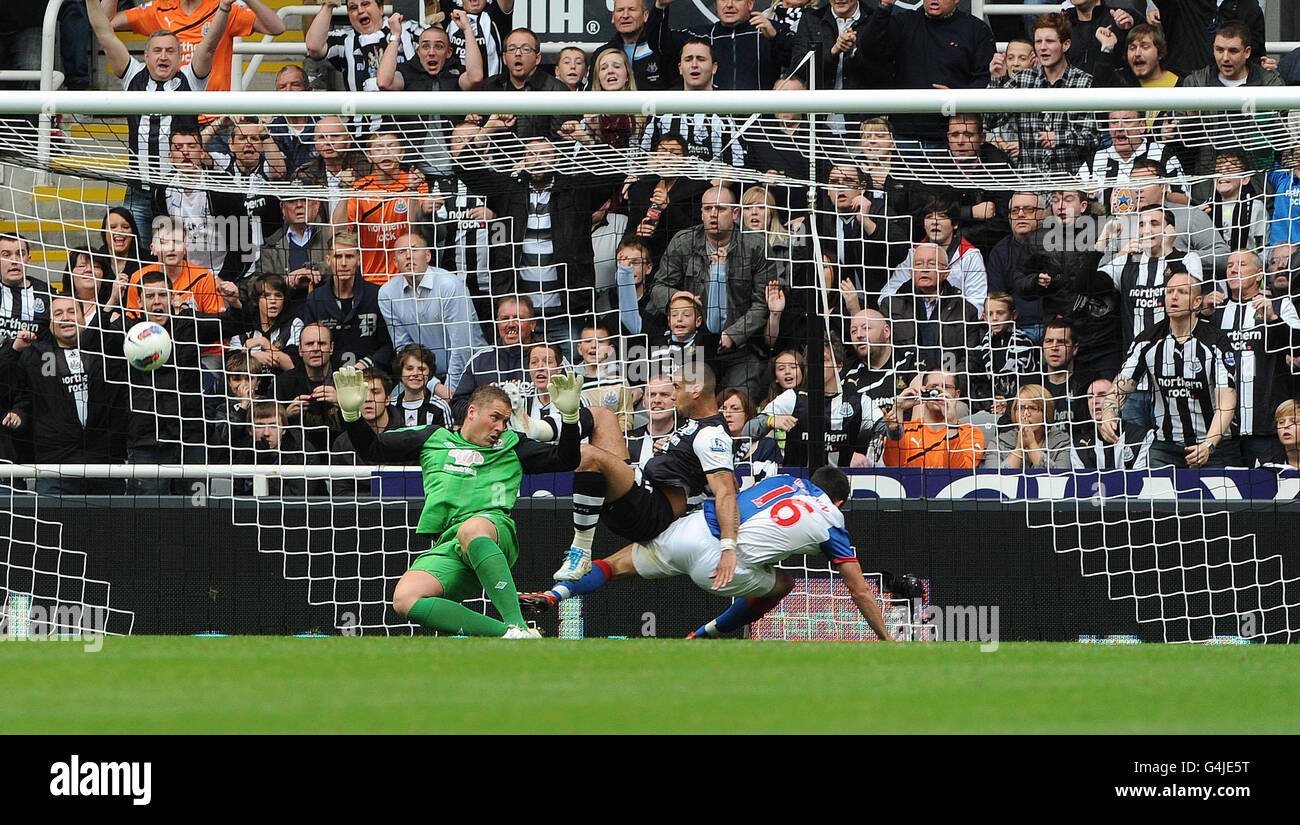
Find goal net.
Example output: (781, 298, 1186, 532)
(1, 84, 1298, 642)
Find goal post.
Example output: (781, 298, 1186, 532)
(0, 84, 1298, 642)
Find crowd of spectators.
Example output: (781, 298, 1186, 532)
(5, 0, 1300, 495)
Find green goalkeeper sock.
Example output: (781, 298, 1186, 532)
(466, 535, 528, 628)
(407, 597, 508, 637)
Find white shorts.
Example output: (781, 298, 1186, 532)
(630, 510, 777, 598)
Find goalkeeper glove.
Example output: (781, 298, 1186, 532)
(548, 372, 585, 424)
(499, 380, 555, 441)
(333, 365, 367, 423)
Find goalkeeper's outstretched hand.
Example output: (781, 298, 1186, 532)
(548, 372, 585, 423)
(334, 365, 367, 423)
(500, 380, 555, 441)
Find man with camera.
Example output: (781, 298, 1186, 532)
(881, 369, 986, 469)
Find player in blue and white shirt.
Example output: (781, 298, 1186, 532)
(521, 468, 895, 641)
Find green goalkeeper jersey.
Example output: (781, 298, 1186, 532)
(341, 418, 582, 536)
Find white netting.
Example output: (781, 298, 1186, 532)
(2, 86, 1300, 641)
(1, 483, 134, 639)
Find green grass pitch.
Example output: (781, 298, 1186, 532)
(1, 637, 1295, 733)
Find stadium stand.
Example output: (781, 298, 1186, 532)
(2, 0, 1300, 643)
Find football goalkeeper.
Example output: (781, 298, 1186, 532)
(335, 365, 585, 638)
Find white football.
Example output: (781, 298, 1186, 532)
(123, 321, 172, 372)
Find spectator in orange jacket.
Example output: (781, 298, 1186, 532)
(882, 369, 986, 469)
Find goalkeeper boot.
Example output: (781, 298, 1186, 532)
(519, 591, 558, 615)
(553, 545, 592, 581)
(502, 625, 543, 639)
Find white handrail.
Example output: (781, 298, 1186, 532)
(0, 464, 390, 479)
(11, 85, 1300, 117)
(37, 0, 68, 186)
(212, 2, 1297, 90)
(236, 4, 352, 93)
(0, 71, 65, 86)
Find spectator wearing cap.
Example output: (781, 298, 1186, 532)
(259, 193, 330, 308)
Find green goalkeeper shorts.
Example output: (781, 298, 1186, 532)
(410, 512, 520, 604)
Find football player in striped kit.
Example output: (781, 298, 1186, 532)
(1105, 268, 1238, 469)
(1204, 250, 1297, 466)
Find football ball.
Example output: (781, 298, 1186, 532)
(123, 321, 172, 372)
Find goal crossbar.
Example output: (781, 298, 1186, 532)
(5, 87, 1300, 117)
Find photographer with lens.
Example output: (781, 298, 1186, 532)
(881, 369, 986, 469)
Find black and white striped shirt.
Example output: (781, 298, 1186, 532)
(519, 183, 558, 309)
(1103, 250, 1202, 345)
(390, 393, 454, 430)
(638, 113, 746, 167)
(1210, 190, 1268, 254)
(443, 1, 509, 80)
(323, 21, 421, 132)
(1118, 318, 1237, 445)
(1078, 139, 1186, 214)
(433, 180, 491, 296)
(122, 57, 206, 185)
(973, 326, 1039, 407)
(1211, 296, 1295, 436)
(0, 277, 52, 342)
(841, 349, 920, 412)
(1070, 420, 1153, 470)
(62, 348, 88, 428)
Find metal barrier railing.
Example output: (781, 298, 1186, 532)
(27, 0, 1300, 167)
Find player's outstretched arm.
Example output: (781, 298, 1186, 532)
(192, 0, 235, 80)
(515, 373, 585, 473)
(335, 366, 437, 463)
(706, 469, 740, 590)
(501, 380, 555, 442)
(839, 561, 896, 642)
(86, 0, 131, 77)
